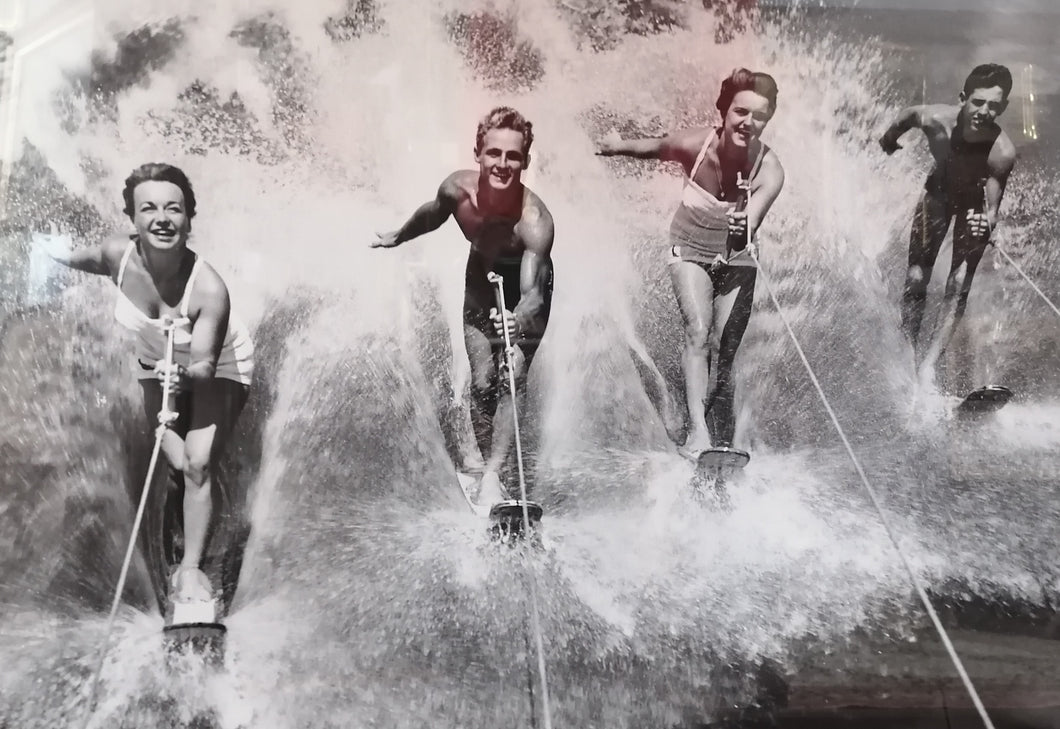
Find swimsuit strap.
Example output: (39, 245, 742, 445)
(747, 140, 767, 182)
(116, 240, 136, 288)
(179, 254, 203, 318)
(688, 129, 717, 180)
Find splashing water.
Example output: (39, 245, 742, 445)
(2, 1, 1059, 727)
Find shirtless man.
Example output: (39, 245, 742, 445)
(373, 107, 554, 508)
(880, 63, 1017, 388)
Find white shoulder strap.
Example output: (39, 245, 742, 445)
(179, 255, 203, 318)
(116, 240, 135, 287)
(688, 129, 717, 179)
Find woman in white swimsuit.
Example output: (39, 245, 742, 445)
(597, 68, 785, 456)
(36, 163, 254, 603)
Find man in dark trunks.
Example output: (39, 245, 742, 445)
(373, 107, 554, 508)
(880, 63, 1017, 388)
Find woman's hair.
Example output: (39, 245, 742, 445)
(475, 106, 534, 156)
(716, 68, 779, 119)
(122, 163, 197, 220)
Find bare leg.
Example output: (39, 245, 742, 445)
(462, 324, 494, 472)
(483, 346, 527, 482)
(143, 378, 246, 601)
(141, 383, 186, 470)
(902, 190, 950, 353)
(670, 259, 716, 456)
(630, 339, 684, 443)
(464, 324, 508, 505)
(916, 222, 987, 388)
(703, 267, 756, 447)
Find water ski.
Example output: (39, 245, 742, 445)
(162, 622, 226, 667)
(163, 599, 225, 668)
(696, 447, 751, 478)
(488, 499, 543, 543)
(956, 385, 1013, 416)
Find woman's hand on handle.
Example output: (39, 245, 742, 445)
(154, 359, 191, 395)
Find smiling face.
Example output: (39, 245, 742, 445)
(475, 128, 528, 193)
(132, 180, 190, 250)
(959, 85, 1007, 135)
(721, 89, 773, 150)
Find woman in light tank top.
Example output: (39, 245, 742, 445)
(34, 163, 254, 605)
(597, 68, 785, 455)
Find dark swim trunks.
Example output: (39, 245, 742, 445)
(912, 121, 999, 268)
(463, 255, 553, 358)
(924, 121, 1000, 215)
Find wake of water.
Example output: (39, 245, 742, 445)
(1, 1, 1058, 727)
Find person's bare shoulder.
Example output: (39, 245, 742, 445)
(991, 129, 1017, 172)
(190, 261, 232, 317)
(440, 170, 478, 203)
(101, 235, 133, 275)
(759, 146, 785, 188)
(663, 126, 712, 165)
(921, 104, 959, 132)
(518, 188, 555, 256)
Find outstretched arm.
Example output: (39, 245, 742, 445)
(373, 174, 462, 248)
(596, 128, 699, 167)
(879, 105, 927, 154)
(34, 229, 124, 277)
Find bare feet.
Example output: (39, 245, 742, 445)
(916, 359, 938, 394)
(662, 411, 685, 446)
(459, 455, 485, 476)
(476, 470, 509, 508)
(678, 430, 712, 460)
(170, 565, 213, 603)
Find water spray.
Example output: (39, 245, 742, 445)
(81, 316, 184, 727)
(975, 182, 1060, 322)
(486, 271, 553, 729)
(993, 243, 1060, 322)
(747, 247, 998, 729)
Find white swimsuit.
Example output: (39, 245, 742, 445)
(668, 130, 767, 268)
(114, 241, 254, 385)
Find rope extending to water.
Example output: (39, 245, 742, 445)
(81, 319, 182, 728)
(488, 272, 554, 729)
(748, 248, 996, 729)
(993, 244, 1060, 321)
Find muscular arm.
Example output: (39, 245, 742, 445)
(512, 203, 555, 340)
(384, 174, 462, 246)
(880, 105, 927, 152)
(983, 133, 1017, 231)
(186, 269, 231, 381)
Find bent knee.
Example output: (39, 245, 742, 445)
(905, 266, 929, 289)
(182, 452, 211, 487)
(683, 321, 711, 350)
(944, 266, 973, 296)
(470, 368, 495, 394)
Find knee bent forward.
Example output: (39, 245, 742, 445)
(905, 266, 929, 289)
(182, 454, 211, 489)
(683, 321, 711, 351)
